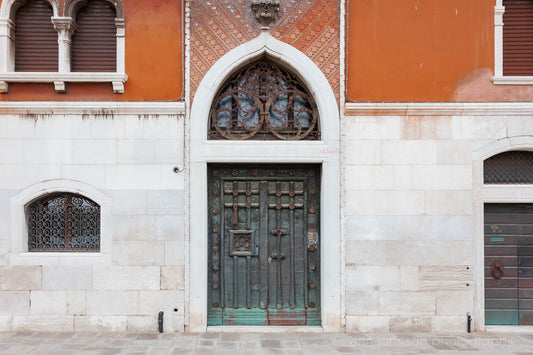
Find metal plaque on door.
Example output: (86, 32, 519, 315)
(207, 165, 321, 325)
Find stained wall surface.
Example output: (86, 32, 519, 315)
(0, 112, 186, 332)
(346, 0, 533, 101)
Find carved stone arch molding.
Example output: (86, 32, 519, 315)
(0, 0, 60, 18)
(63, 0, 124, 18)
(192, 31, 339, 142)
(189, 32, 341, 332)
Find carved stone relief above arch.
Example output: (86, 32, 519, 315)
(251, 0, 280, 28)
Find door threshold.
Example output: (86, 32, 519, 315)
(485, 325, 533, 333)
(207, 326, 324, 333)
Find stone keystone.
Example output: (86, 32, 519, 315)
(251, 0, 281, 28)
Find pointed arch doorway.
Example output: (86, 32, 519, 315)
(189, 32, 341, 331)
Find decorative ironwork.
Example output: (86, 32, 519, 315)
(230, 230, 255, 256)
(27, 193, 100, 252)
(484, 151, 533, 184)
(251, 0, 281, 28)
(234, 235, 251, 252)
(209, 59, 320, 141)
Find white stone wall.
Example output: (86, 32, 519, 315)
(342, 112, 516, 332)
(2, 103, 532, 333)
(0, 112, 185, 332)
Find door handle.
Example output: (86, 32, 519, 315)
(490, 260, 504, 279)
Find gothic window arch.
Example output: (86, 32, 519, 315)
(26, 192, 100, 252)
(11, 0, 59, 72)
(70, 0, 116, 72)
(65, 0, 123, 73)
(209, 58, 320, 140)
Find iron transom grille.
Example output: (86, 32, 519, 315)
(27, 193, 100, 252)
(209, 59, 320, 140)
(484, 151, 533, 184)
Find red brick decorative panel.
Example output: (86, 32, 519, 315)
(190, 0, 340, 102)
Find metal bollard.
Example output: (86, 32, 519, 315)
(158, 310, 164, 333)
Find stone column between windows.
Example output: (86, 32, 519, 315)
(0, 18, 15, 92)
(113, 18, 125, 93)
(52, 17, 76, 92)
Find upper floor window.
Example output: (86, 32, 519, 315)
(27, 192, 100, 252)
(209, 58, 320, 141)
(71, 0, 117, 72)
(0, 0, 126, 93)
(15, 0, 58, 72)
(503, 0, 533, 76)
(493, 0, 533, 84)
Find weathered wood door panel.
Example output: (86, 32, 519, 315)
(485, 204, 533, 325)
(208, 165, 320, 326)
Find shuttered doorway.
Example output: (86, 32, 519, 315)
(485, 204, 533, 325)
(207, 165, 321, 326)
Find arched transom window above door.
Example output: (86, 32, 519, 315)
(484, 150, 533, 184)
(209, 59, 320, 141)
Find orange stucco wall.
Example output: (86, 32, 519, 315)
(0, 0, 183, 101)
(346, 0, 533, 102)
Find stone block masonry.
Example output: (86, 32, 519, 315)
(0, 111, 186, 332)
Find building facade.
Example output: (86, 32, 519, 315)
(0, 0, 532, 332)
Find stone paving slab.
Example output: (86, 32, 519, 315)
(0, 331, 532, 354)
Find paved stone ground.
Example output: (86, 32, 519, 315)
(0, 331, 533, 354)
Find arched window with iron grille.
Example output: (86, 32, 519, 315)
(26, 193, 100, 252)
(209, 58, 320, 141)
(484, 150, 533, 184)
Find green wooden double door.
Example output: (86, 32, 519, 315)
(207, 165, 321, 326)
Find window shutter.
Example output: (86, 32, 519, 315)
(71, 0, 117, 72)
(503, 0, 533, 76)
(15, 0, 58, 72)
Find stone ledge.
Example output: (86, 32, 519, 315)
(0, 73, 128, 94)
(345, 102, 533, 116)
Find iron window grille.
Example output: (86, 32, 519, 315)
(484, 150, 533, 184)
(209, 58, 320, 140)
(26, 193, 100, 252)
